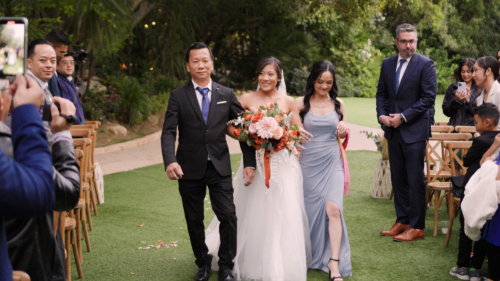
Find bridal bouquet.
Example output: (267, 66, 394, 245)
(229, 102, 304, 188)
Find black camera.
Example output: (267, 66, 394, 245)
(41, 102, 77, 123)
(74, 49, 93, 62)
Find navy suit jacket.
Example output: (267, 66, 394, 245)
(0, 105, 54, 281)
(48, 75, 61, 97)
(376, 52, 437, 144)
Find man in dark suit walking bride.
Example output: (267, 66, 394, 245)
(161, 42, 256, 281)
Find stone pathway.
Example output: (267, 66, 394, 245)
(95, 123, 382, 175)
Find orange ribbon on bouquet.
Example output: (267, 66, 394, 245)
(253, 144, 272, 189)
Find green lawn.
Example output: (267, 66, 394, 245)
(71, 151, 469, 280)
(342, 95, 447, 128)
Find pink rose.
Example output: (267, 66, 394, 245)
(273, 127, 284, 140)
(266, 102, 274, 110)
(250, 106, 259, 113)
(249, 123, 258, 134)
(275, 115, 283, 123)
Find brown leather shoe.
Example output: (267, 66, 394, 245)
(393, 228, 424, 242)
(380, 222, 410, 236)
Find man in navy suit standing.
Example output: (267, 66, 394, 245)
(376, 23, 437, 242)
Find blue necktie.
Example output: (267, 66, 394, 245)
(395, 59, 407, 90)
(197, 87, 210, 124)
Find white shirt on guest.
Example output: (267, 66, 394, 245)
(396, 54, 413, 86)
(192, 79, 212, 110)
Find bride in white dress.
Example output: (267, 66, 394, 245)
(205, 57, 312, 281)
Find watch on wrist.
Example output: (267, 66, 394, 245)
(400, 115, 405, 123)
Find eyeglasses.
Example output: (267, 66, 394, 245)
(58, 51, 67, 56)
(60, 61, 75, 66)
(398, 39, 417, 45)
(461, 70, 472, 74)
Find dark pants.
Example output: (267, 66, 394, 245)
(485, 240, 500, 281)
(388, 129, 427, 229)
(179, 161, 236, 270)
(457, 204, 486, 269)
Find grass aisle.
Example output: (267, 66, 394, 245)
(74, 151, 460, 280)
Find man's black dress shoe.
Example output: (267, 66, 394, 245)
(194, 264, 211, 281)
(218, 268, 235, 281)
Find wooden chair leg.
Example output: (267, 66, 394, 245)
(81, 207, 92, 253)
(93, 171, 102, 205)
(445, 193, 455, 247)
(71, 229, 84, 279)
(85, 191, 94, 231)
(75, 208, 83, 263)
(389, 188, 394, 200)
(433, 190, 441, 237)
(65, 229, 71, 281)
(89, 181, 98, 216)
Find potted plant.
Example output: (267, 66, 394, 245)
(361, 131, 392, 199)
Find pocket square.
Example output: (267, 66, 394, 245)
(217, 101, 227, 104)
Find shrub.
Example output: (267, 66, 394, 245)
(289, 67, 309, 96)
(82, 85, 121, 123)
(116, 77, 151, 124)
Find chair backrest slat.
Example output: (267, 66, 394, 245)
(444, 141, 473, 176)
(426, 133, 472, 183)
(431, 125, 454, 133)
(455, 126, 477, 134)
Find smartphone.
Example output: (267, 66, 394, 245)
(457, 82, 466, 93)
(0, 17, 28, 82)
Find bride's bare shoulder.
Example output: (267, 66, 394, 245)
(239, 92, 254, 102)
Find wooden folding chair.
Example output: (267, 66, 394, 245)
(443, 141, 472, 247)
(435, 121, 449, 126)
(425, 133, 472, 237)
(73, 124, 102, 207)
(431, 125, 454, 133)
(73, 139, 92, 260)
(64, 211, 83, 280)
(455, 126, 477, 134)
(72, 129, 98, 222)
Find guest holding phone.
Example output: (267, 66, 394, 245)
(474, 57, 500, 112)
(442, 58, 481, 126)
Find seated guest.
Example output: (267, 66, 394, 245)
(474, 57, 500, 111)
(497, 49, 500, 65)
(450, 103, 500, 281)
(0, 75, 55, 281)
(26, 38, 58, 142)
(57, 51, 85, 124)
(460, 133, 500, 281)
(4, 96, 80, 281)
(443, 58, 481, 126)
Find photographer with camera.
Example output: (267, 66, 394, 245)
(57, 51, 85, 124)
(3, 94, 81, 281)
(45, 29, 69, 98)
(0, 75, 54, 281)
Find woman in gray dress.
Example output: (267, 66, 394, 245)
(296, 60, 352, 281)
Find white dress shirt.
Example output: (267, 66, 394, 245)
(378, 54, 414, 123)
(192, 79, 212, 110)
(396, 54, 413, 87)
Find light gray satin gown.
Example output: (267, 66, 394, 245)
(299, 111, 352, 277)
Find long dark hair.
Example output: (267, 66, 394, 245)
(253, 57, 283, 90)
(476, 56, 500, 82)
(453, 58, 475, 82)
(299, 60, 343, 121)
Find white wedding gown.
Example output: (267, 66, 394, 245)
(206, 149, 312, 281)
